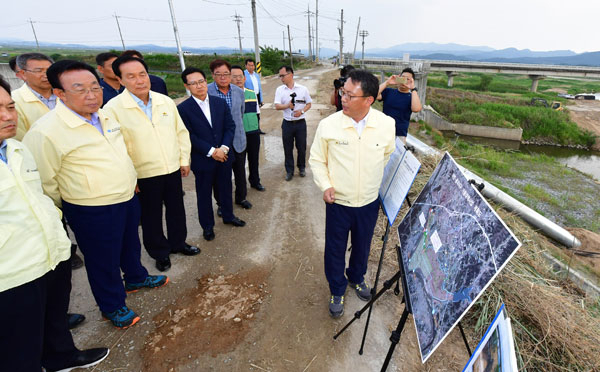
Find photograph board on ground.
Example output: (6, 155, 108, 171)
(379, 137, 421, 225)
(462, 303, 518, 372)
(396, 152, 522, 362)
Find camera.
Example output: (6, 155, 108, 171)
(290, 92, 297, 107)
(333, 76, 347, 89)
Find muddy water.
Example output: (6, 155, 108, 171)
(520, 145, 600, 181)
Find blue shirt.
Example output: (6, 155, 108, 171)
(61, 102, 103, 134)
(381, 88, 412, 137)
(99, 78, 124, 107)
(209, 83, 233, 109)
(0, 140, 7, 164)
(130, 91, 153, 121)
(28, 85, 57, 110)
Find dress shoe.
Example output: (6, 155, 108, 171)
(173, 243, 201, 256)
(285, 173, 293, 181)
(46, 347, 110, 372)
(155, 257, 171, 272)
(71, 252, 84, 270)
(299, 169, 306, 177)
(223, 217, 246, 227)
(259, 130, 266, 135)
(67, 313, 85, 329)
(217, 207, 222, 217)
(251, 183, 266, 191)
(236, 199, 253, 209)
(203, 228, 215, 241)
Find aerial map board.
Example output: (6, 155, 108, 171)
(397, 152, 521, 363)
(379, 138, 421, 225)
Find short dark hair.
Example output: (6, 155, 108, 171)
(0, 75, 11, 94)
(111, 55, 149, 78)
(347, 69, 379, 102)
(340, 65, 355, 77)
(209, 59, 231, 73)
(401, 67, 415, 79)
(245, 58, 255, 65)
(230, 65, 244, 73)
(181, 67, 206, 84)
(8, 57, 17, 72)
(279, 65, 293, 74)
(96, 52, 119, 67)
(46, 60, 100, 90)
(121, 50, 144, 59)
(16, 53, 54, 70)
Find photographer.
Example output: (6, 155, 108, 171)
(274, 66, 312, 181)
(377, 67, 422, 143)
(330, 65, 355, 111)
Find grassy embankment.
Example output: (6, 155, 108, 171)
(425, 72, 599, 147)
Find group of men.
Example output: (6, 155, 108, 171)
(0, 51, 268, 371)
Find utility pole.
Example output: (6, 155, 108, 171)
(352, 17, 361, 63)
(359, 30, 369, 67)
(28, 19, 40, 51)
(114, 13, 126, 50)
(306, 5, 312, 61)
(338, 9, 344, 65)
(287, 25, 293, 69)
(251, 0, 262, 75)
(315, 0, 319, 62)
(233, 12, 243, 54)
(167, 0, 186, 76)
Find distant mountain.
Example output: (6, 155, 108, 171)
(465, 48, 576, 60)
(481, 51, 600, 66)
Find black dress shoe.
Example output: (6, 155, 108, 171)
(236, 199, 253, 209)
(71, 253, 84, 270)
(156, 257, 171, 272)
(251, 183, 266, 191)
(47, 347, 110, 372)
(299, 169, 306, 177)
(174, 243, 201, 256)
(67, 313, 85, 329)
(203, 229, 215, 241)
(217, 207, 222, 217)
(223, 217, 246, 227)
(259, 130, 266, 135)
(285, 173, 293, 181)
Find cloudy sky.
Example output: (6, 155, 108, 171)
(2, 0, 599, 53)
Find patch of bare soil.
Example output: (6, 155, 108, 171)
(565, 228, 600, 275)
(545, 87, 568, 94)
(567, 100, 600, 150)
(141, 267, 269, 371)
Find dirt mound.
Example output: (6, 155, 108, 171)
(142, 268, 269, 371)
(567, 101, 600, 150)
(566, 228, 600, 273)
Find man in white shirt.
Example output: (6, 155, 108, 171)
(274, 65, 312, 181)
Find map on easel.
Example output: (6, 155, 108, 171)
(379, 137, 421, 225)
(396, 152, 521, 362)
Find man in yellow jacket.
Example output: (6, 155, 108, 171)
(23, 60, 168, 329)
(104, 55, 198, 273)
(309, 70, 395, 318)
(11, 53, 56, 140)
(0, 75, 109, 372)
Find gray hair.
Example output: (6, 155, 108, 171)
(16, 53, 54, 70)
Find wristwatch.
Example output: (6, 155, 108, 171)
(410, 88, 418, 93)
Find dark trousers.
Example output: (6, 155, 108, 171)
(137, 170, 187, 260)
(214, 149, 247, 204)
(246, 131, 261, 187)
(0, 260, 77, 372)
(324, 199, 380, 296)
(63, 196, 148, 314)
(194, 161, 235, 230)
(282, 119, 307, 174)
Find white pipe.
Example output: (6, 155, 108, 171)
(406, 134, 582, 248)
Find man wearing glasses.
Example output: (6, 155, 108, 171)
(207, 59, 252, 213)
(274, 65, 312, 181)
(178, 67, 244, 241)
(11, 53, 55, 140)
(23, 60, 166, 329)
(309, 70, 395, 318)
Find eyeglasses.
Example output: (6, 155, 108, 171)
(278, 73, 290, 78)
(231, 75, 244, 80)
(23, 68, 48, 75)
(187, 79, 207, 86)
(213, 73, 231, 78)
(339, 88, 368, 100)
(63, 86, 103, 96)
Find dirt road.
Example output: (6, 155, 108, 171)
(70, 66, 469, 372)
(567, 100, 600, 150)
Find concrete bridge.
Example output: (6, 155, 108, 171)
(347, 57, 600, 92)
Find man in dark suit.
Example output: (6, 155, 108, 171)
(177, 67, 246, 241)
